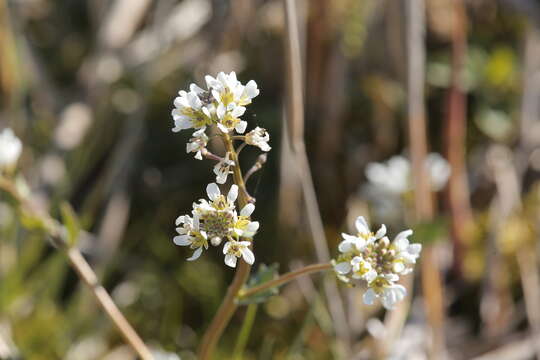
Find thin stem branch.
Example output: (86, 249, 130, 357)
(244, 154, 267, 184)
(201, 148, 224, 162)
(66, 248, 154, 360)
(235, 142, 247, 155)
(238, 263, 332, 299)
(0, 176, 154, 360)
(198, 132, 253, 360)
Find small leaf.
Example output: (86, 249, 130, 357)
(60, 202, 80, 247)
(19, 212, 48, 231)
(237, 263, 279, 305)
(412, 217, 448, 245)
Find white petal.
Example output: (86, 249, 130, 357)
(235, 121, 247, 134)
(206, 183, 221, 200)
(231, 106, 246, 117)
(227, 185, 239, 203)
(375, 224, 387, 239)
(243, 222, 259, 237)
(241, 247, 255, 265)
(355, 216, 370, 234)
(173, 235, 191, 246)
(187, 247, 203, 261)
(175, 215, 185, 226)
(245, 80, 259, 98)
(394, 237, 410, 251)
(223, 241, 232, 254)
(217, 102, 226, 119)
(363, 288, 377, 305)
(341, 233, 358, 242)
(334, 262, 351, 274)
(408, 243, 422, 255)
(393, 262, 406, 273)
(240, 203, 255, 217)
(338, 240, 354, 253)
(217, 123, 229, 133)
(395, 229, 413, 242)
(224, 254, 238, 268)
(365, 269, 378, 282)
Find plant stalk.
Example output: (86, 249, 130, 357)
(238, 263, 332, 299)
(197, 132, 253, 360)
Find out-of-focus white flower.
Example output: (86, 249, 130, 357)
(332, 216, 422, 310)
(186, 128, 208, 160)
(173, 215, 209, 261)
(365, 156, 410, 194)
(213, 152, 235, 184)
(223, 240, 254, 268)
(0, 128, 22, 169)
(151, 348, 181, 360)
(365, 153, 451, 195)
(425, 153, 451, 191)
(245, 127, 271, 152)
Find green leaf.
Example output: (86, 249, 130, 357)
(60, 202, 80, 247)
(237, 263, 279, 305)
(412, 217, 448, 245)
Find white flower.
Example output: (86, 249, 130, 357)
(332, 216, 421, 310)
(186, 128, 209, 160)
(232, 203, 259, 238)
(338, 216, 386, 254)
(223, 240, 255, 268)
(216, 102, 247, 134)
(0, 128, 22, 169)
(245, 127, 271, 152)
(171, 84, 214, 132)
(426, 153, 451, 191)
(365, 155, 410, 194)
(173, 215, 209, 261)
(392, 229, 421, 274)
(213, 152, 235, 184)
(205, 71, 259, 107)
(365, 153, 451, 195)
(363, 281, 407, 310)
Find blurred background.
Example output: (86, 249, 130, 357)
(2, 0, 540, 359)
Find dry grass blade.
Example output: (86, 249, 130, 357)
(282, 0, 352, 353)
(406, 0, 447, 357)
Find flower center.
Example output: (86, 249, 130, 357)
(200, 211, 234, 239)
(364, 241, 396, 274)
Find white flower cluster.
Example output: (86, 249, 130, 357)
(333, 216, 422, 309)
(0, 128, 22, 170)
(173, 183, 258, 268)
(171, 71, 270, 183)
(365, 153, 450, 195)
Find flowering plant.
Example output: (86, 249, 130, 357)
(169, 72, 423, 359)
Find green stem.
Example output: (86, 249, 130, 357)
(198, 132, 253, 360)
(232, 304, 258, 360)
(238, 263, 333, 299)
